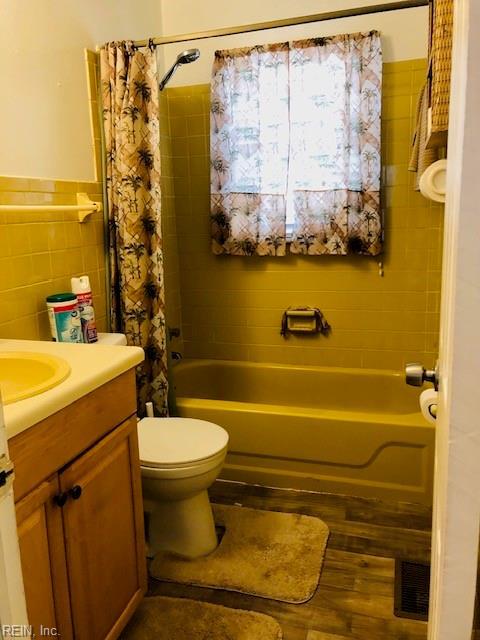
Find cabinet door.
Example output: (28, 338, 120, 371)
(60, 416, 146, 640)
(16, 477, 73, 639)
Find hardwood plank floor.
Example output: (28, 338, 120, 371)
(147, 480, 432, 639)
(209, 480, 432, 563)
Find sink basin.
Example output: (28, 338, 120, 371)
(0, 352, 71, 405)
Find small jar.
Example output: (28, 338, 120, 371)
(46, 293, 83, 343)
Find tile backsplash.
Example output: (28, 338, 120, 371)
(0, 177, 107, 340)
(160, 59, 444, 370)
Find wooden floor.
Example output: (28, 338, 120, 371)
(147, 480, 432, 639)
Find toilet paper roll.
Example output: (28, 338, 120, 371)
(420, 389, 438, 424)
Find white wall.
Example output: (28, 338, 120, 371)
(0, 0, 162, 181)
(0, 1, 428, 181)
(158, 0, 428, 86)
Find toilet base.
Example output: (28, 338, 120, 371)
(147, 489, 218, 559)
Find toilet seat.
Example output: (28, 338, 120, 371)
(138, 417, 229, 469)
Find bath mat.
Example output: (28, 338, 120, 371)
(120, 596, 282, 639)
(150, 504, 329, 603)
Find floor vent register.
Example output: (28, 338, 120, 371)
(395, 559, 430, 621)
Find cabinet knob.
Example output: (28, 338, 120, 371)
(69, 485, 83, 500)
(54, 492, 68, 507)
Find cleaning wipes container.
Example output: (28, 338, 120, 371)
(71, 276, 98, 343)
(46, 293, 83, 343)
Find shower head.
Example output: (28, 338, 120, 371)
(178, 49, 201, 64)
(159, 48, 200, 91)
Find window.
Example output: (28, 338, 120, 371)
(210, 31, 382, 257)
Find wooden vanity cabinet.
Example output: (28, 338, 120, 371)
(60, 416, 144, 640)
(15, 476, 73, 637)
(10, 370, 146, 640)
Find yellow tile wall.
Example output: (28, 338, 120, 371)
(159, 92, 184, 353)
(163, 59, 444, 370)
(0, 177, 107, 340)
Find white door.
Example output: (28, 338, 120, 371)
(428, 1, 480, 638)
(0, 399, 28, 636)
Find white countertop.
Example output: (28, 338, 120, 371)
(1, 339, 144, 440)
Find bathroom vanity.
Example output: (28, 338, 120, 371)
(2, 340, 145, 640)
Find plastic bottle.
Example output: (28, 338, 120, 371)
(71, 276, 98, 343)
(46, 293, 83, 343)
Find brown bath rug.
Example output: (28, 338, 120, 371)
(150, 504, 329, 603)
(120, 596, 282, 640)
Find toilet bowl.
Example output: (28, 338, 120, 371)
(138, 417, 228, 559)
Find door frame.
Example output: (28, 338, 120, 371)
(428, 1, 480, 638)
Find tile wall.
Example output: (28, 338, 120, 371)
(0, 51, 107, 341)
(0, 177, 107, 340)
(0, 57, 443, 370)
(159, 91, 184, 353)
(161, 59, 444, 370)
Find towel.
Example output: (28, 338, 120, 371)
(408, 82, 439, 190)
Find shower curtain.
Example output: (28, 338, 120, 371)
(100, 41, 168, 416)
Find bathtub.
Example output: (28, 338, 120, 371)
(173, 359, 435, 505)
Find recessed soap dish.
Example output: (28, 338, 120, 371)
(280, 307, 331, 337)
(285, 309, 318, 332)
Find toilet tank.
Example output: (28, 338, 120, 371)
(95, 333, 128, 346)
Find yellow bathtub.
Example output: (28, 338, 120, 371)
(173, 359, 435, 505)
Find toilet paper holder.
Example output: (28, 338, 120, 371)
(420, 389, 438, 423)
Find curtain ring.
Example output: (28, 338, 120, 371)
(148, 38, 156, 51)
(125, 41, 137, 55)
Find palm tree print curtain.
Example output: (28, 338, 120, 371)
(211, 44, 290, 256)
(100, 41, 168, 416)
(210, 31, 382, 256)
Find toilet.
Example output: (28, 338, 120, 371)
(94, 334, 228, 558)
(138, 417, 229, 559)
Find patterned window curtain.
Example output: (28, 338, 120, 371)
(100, 42, 168, 416)
(210, 31, 382, 257)
(210, 44, 290, 256)
(289, 32, 382, 255)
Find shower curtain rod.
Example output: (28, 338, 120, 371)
(121, 0, 428, 49)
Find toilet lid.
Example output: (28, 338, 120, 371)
(137, 417, 229, 468)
